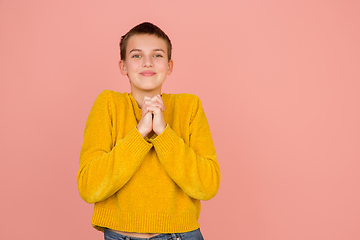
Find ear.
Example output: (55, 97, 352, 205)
(119, 60, 128, 75)
(167, 60, 174, 75)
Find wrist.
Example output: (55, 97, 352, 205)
(154, 124, 166, 136)
(136, 125, 148, 138)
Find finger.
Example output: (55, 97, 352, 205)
(142, 96, 151, 105)
(141, 108, 149, 116)
(147, 102, 165, 112)
(150, 95, 165, 111)
(141, 104, 151, 116)
(146, 106, 162, 114)
(142, 96, 157, 113)
(151, 95, 164, 104)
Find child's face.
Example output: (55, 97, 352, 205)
(119, 34, 173, 94)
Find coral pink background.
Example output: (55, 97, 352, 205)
(1, 0, 359, 239)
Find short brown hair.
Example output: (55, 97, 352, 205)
(119, 22, 172, 61)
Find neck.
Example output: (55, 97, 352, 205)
(131, 89, 162, 109)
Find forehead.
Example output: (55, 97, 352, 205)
(126, 34, 168, 53)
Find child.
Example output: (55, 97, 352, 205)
(77, 22, 221, 240)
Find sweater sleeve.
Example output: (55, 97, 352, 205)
(151, 96, 221, 201)
(77, 90, 153, 204)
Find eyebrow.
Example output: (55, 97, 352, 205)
(129, 49, 141, 53)
(153, 49, 166, 53)
(129, 48, 166, 54)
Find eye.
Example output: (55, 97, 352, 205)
(154, 54, 163, 58)
(132, 54, 141, 58)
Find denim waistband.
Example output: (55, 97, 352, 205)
(104, 228, 203, 240)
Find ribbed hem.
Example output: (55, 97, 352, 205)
(92, 207, 200, 233)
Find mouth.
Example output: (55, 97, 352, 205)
(140, 70, 156, 77)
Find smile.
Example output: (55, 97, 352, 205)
(140, 70, 156, 77)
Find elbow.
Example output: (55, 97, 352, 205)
(191, 185, 220, 201)
(77, 182, 98, 204)
(191, 172, 221, 201)
(77, 172, 101, 204)
(200, 181, 221, 201)
(202, 166, 221, 201)
(78, 187, 98, 204)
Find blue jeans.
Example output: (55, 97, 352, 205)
(104, 228, 204, 240)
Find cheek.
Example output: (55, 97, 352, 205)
(126, 61, 140, 71)
(155, 60, 169, 71)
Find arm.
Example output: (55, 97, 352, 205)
(152, 96, 220, 201)
(77, 91, 152, 203)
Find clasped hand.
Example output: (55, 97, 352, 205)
(137, 95, 166, 138)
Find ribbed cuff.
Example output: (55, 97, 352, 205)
(151, 125, 181, 156)
(123, 127, 153, 157)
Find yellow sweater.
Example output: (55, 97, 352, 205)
(77, 90, 220, 233)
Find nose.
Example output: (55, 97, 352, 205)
(142, 55, 153, 68)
